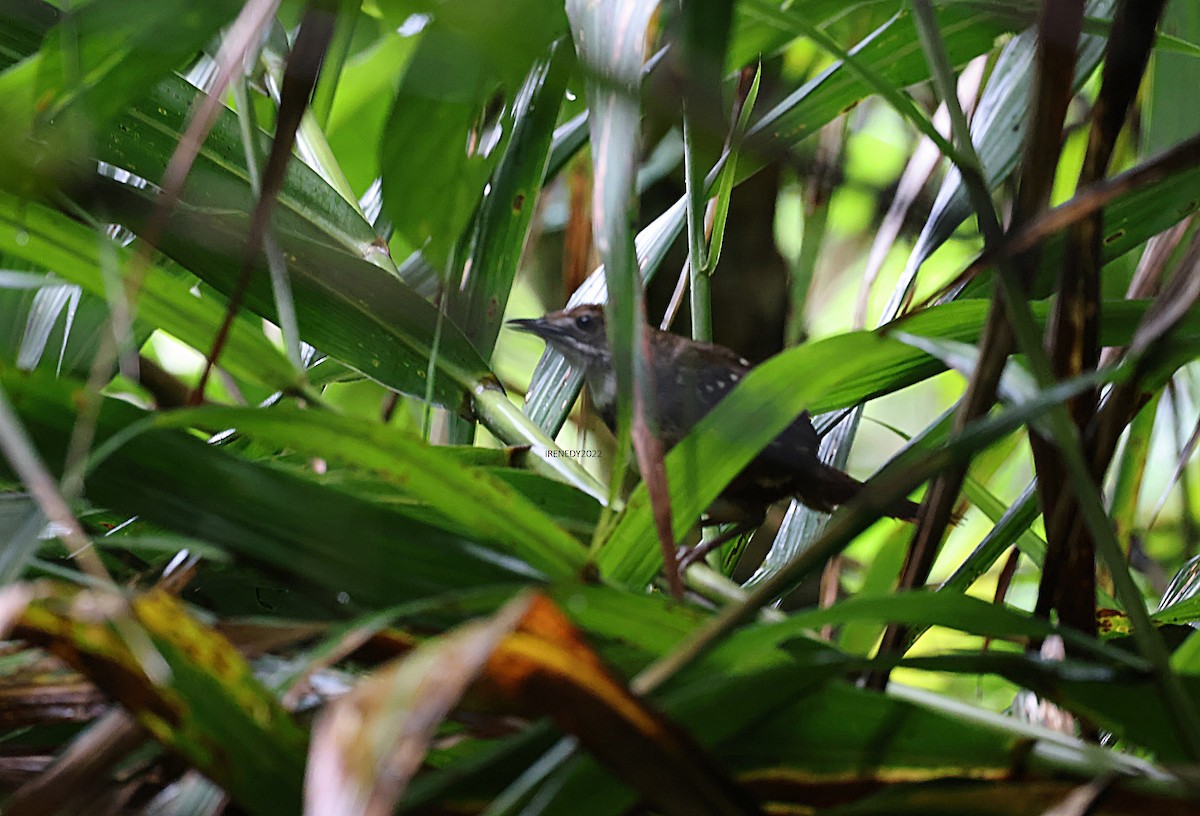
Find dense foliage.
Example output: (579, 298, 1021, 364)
(1, 0, 1200, 813)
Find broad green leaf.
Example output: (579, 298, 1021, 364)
(486, 470, 602, 538)
(743, 3, 1010, 169)
(904, 0, 1116, 281)
(96, 73, 391, 269)
(0, 0, 242, 197)
(1, 368, 535, 606)
(380, 0, 566, 264)
(325, 31, 417, 193)
(1146, 2, 1200, 155)
(0, 191, 300, 392)
(63, 63, 602, 488)
(92, 177, 489, 408)
(727, 0, 898, 70)
(1155, 596, 1200, 628)
(817, 298, 1200, 415)
(448, 41, 571, 358)
(140, 405, 588, 578)
(34, 0, 243, 127)
(0, 0, 56, 72)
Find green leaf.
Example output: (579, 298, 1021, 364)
(97, 75, 388, 266)
(139, 405, 589, 579)
(0, 0, 57, 72)
(380, 0, 566, 264)
(743, 3, 1010, 172)
(325, 30, 418, 194)
(92, 177, 490, 407)
(448, 41, 572, 358)
(1146, 1, 1200, 154)
(0, 191, 300, 392)
(1, 368, 535, 607)
(727, 0, 899, 71)
(905, 0, 1115, 278)
(34, 0, 243, 127)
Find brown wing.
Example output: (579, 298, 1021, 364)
(643, 330, 918, 520)
(649, 332, 821, 456)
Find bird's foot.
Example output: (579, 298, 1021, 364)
(677, 520, 759, 573)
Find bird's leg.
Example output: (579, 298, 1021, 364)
(676, 507, 766, 574)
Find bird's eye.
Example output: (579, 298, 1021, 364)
(575, 314, 594, 330)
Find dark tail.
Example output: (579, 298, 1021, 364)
(799, 463, 922, 523)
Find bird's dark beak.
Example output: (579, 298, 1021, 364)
(506, 317, 540, 333)
(507, 316, 556, 340)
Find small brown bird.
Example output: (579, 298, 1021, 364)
(509, 304, 921, 525)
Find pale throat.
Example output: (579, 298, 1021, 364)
(584, 363, 618, 414)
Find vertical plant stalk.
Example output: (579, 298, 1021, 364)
(870, 0, 1084, 689)
(683, 112, 713, 343)
(678, 0, 734, 344)
(1034, 0, 1169, 635)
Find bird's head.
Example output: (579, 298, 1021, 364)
(507, 304, 610, 368)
